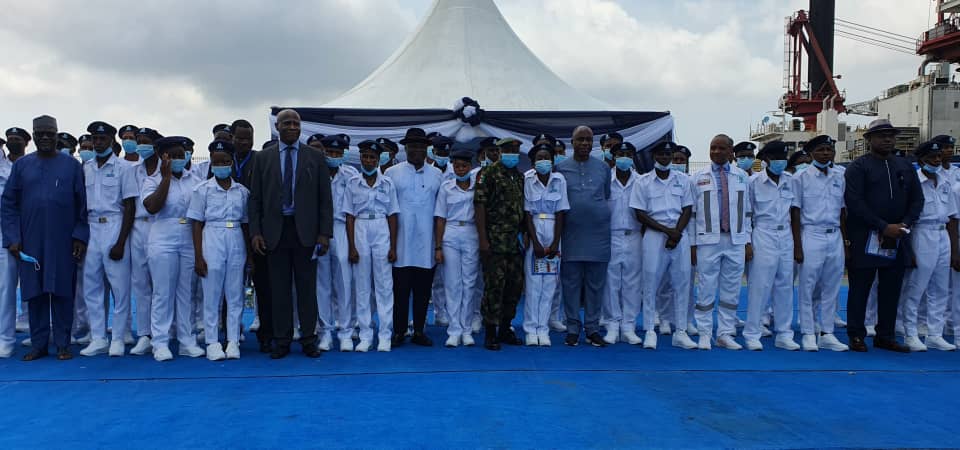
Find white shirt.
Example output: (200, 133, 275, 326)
(133, 161, 162, 218)
(608, 170, 641, 232)
(344, 173, 400, 218)
(187, 178, 250, 224)
(84, 154, 138, 218)
(330, 164, 360, 223)
(630, 169, 693, 228)
(524, 171, 570, 215)
(748, 170, 795, 229)
(142, 171, 201, 221)
(384, 162, 443, 268)
(915, 169, 958, 225)
(792, 165, 844, 228)
(434, 177, 476, 223)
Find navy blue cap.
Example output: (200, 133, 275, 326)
(78, 134, 92, 145)
(57, 132, 77, 146)
(431, 136, 454, 153)
(212, 123, 231, 135)
(306, 133, 326, 145)
(611, 142, 637, 154)
(675, 145, 692, 158)
(788, 150, 809, 166)
(931, 134, 956, 147)
(554, 140, 566, 151)
(86, 121, 117, 136)
(478, 137, 499, 149)
(135, 127, 162, 141)
(427, 131, 443, 140)
(323, 135, 350, 151)
(651, 141, 677, 154)
(914, 140, 943, 159)
(532, 133, 556, 146)
(208, 140, 235, 154)
(118, 125, 138, 137)
(802, 135, 835, 153)
(376, 137, 398, 152)
(733, 141, 757, 154)
(154, 136, 187, 154)
(526, 143, 555, 161)
(179, 136, 195, 149)
(356, 139, 382, 153)
(759, 141, 788, 159)
(600, 132, 624, 145)
(451, 149, 473, 161)
(336, 133, 351, 146)
(5, 127, 30, 141)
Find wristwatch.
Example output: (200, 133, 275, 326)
(844, 240, 851, 246)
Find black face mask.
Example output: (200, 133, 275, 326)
(6, 142, 25, 155)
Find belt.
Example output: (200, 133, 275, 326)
(206, 221, 242, 229)
(755, 224, 787, 231)
(613, 229, 639, 235)
(535, 213, 556, 220)
(137, 216, 154, 223)
(803, 227, 838, 234)
(156, 217, 190, 225)
(89, 214, 122, 224)
(913, 223, 946, 230)
(448, 220, 474, 227)
(356, 213, 386, 220)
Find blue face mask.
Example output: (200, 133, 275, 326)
(655, 162, 671, 172)
(426, 147, 436, 160)
(434, 156, 449, 168)
(59, 148, 71, 154)
(737, 157, 754, 171)
(137, 144, 154, 159)
(602, 150, 613, 161)
(455, 173, 472, 182)
(170, 158, 187, 174)
(379, 152, 391, 166)
(812, 160, 831, 169)
(768, 160, 788, 175)
(794, 163, 810, 173)
(500, 153, 519, 168)
(554, 154, 567, 165)
(96, 147, 113, 158)
(924, 164, 941, 174)
(615, 157, 634, 171)
(78, 150, 96, 162)
(362, 166, 379, 176)
(121, 139, 137, 153)
(19, 252, 40, 271)
(670, 163, 687, 173)
(480, 159, 490, 168)
(184, 151, 193, 162)
(326, 156, 343, 168)
(211, 165, 232, 179)
(534, 160, 552, 175)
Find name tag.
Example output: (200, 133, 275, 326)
(538, 213, 549, 219)
(226, 222, 235, 228)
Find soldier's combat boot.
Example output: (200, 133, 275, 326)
(484, 325, 501, 351)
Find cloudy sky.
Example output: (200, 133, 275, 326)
(0, 0, 934, 160)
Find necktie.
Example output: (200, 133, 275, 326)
(282, 146, 294, 210)
(719, 167, 730, 232)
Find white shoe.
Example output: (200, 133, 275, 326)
(697, 336, 712, 350)
(905, 335, 927, 352)
(448, 335, 462, 348)
(775, 335, 800, 351)
(834, 315, 847, 328)
(538, 334, 551, 347)
(123, 331, 135, 345)
(293, 328, 302, 341)
(21, 337, 31, 347)
(717, 334, 742, 350)
(109, 339, 125, 357)
(924, 335, 957, 351)
(226, 342, 240, 359)
(643, 330, 657, 349)
(71, 331, 91, 345)
(318, 334, 332, 352)
(760, 325, 773, 337)
(377, 340, 391, 352)
(80, 338, 110, 356)
(549, 320, 567, 332)
(801, 334, 818, 351)
(179, 343, 205, 358)
(686, 323, 699, 336)
(622, 330, 643, 345)
(603, 329, 618, 345)
(356, 340, 372, 352)
(153, 345, 173, 362)
(671, 331, 697, 349)
(462, 334, 476, 346)
(745, 339, 763, 351)
(761, 315, 771, 327)
(206, 343, 226, 361)
(659, 322, 672, 336)
(472, 317, 483, 333)
(818, 333, 849, 352)
(866, 325, 876, 337)
(249, 316, 261, 332)
(340, 339, 354, 352)
(130, 336, 152, 355)
(0, 344, 13, 358)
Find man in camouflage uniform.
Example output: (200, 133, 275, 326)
(474, 137, 525, 351)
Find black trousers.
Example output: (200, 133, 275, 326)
(28, 294, 74, 350)
(392, 266, 434, 336)
(847, 265, 905, 341)
(252, 251, 273, 344)
(268, 216, 318, 348)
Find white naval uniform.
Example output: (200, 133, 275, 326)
(900, 169, 957, 339)
(131, 161, 161, 338)
(744, 170, 796, 342)
(345, 172, 400, 343)
(793, 165, 845, 337)
(434, 176, 479, 338)
(691, 164, 751, 338)
(951, 181, 960, 337)
(82, 154, 137, 343)
(322, 164, 359, 344)
(188, 161, 210, 330)
(522, 170, 570, 339)
(0, 154, 16, 351)
(632, 169, 694, 333)
(430, 163, 456, 324)
(601, 169, 642, 335)
(143, 170, 201, 350)
(187, 178, 249, 345)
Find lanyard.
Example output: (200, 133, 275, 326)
(234, 151, 252, 182)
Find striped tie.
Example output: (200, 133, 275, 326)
(719, 168, 730, 233)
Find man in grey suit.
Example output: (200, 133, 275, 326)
(249, 109, 334, 359)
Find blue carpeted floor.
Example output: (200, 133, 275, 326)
(1, 286, 958, 448)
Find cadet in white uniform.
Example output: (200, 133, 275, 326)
(434, 149, 481, 347)
(0, 133, 19, 357)
(792, 135, 849, 352)
(79, 121, 137, 357)
(346, 141, 400, 352)
(744, 141, 800, 351)
(691, 135, 752, 350)
(632, 142, 697, 350)
(188, 141, 250, 360)
(602, 142, 642, 345)
(142, 137, 204, 361)
(899, 140, 959, 351)
(428, 135, 455, 327)
(129, 128, 162, 355)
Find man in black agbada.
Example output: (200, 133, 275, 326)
(843, 119, 923, 353)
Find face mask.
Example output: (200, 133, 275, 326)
(500, 153, 519, 169)
(655, 162, 671, 172)
(602, 150, 613, 161)
(6, 143, 25, 154)
(480, 159, 489, 168)
(19, 252, 40, 271)
(455, 173, 472, 182)
(534, 160, 552, 175)
(211, 166, 232, 179)
(170, 158, 187, 174)
(121, 139, 137, 154)
(794, 163, 810, 173)
(670, 163, 687, 173)
(59, 148, 71, 154)
(96, 147, 113, 158)
(362, 167, 379, 176)
(184, 151, 193, 162)
(615, 157, 634, 171)
(78, 150, 96, 162)
(554, 154, 567, 165)
(737, 157, 754, 171)
(137, 144, 155, 159)
(812, 160, 830, 169)
(768, 160, 788, 175)
(434, 156, 449, 168)
(379, 152, 391, 166)
(326, 156, 343, 168)
(426, 147, 436, 160)
(924, 164, 941, 174)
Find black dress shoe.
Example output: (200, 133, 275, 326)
(498, 327, 523, 346)
(259, 341, 273, 354)
(270, 345, 291, 359)
(587, 333, 607, 347)
(56, 347, 72, 360)
(302, 344, 322, 358)
(392, 334, 406, 347)
(874, 338, 910, 353)
(564, 334, 579, 346)
(22, 349, 49, 361)
(484, 326, 501, 351)
(411, 333, 433, 347)
(849, 336, 868, 352)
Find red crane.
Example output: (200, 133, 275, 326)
(917, 0, 960, 63)
(782, 8, 846, 132)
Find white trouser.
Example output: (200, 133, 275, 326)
(642, 231, 690, 332)
(442, 222, 479, 337)
(147, 219, 196, 347)
(0, 242, 16, 347)
(797, 228, 843, 335)
(744, 227, 794, 341)
(83, 219, 132, 341)
(352, 217, 393, 342)
(604, 230, 642, 333)
(331, 222, 355, 341)
(316, 241, 334, 340)
(695, 233, 744, 338)
(524, 216, 559, 337)
(432, 260, 446, 320)
(900, 226, 950, 337)
(201, 224, 246, 344)
(131, 218, 154, 337)
(656, 270, 696, 327)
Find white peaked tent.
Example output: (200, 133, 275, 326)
(271, 0, 673, 170)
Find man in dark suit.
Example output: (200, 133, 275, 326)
(248, 109, 334, 359)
